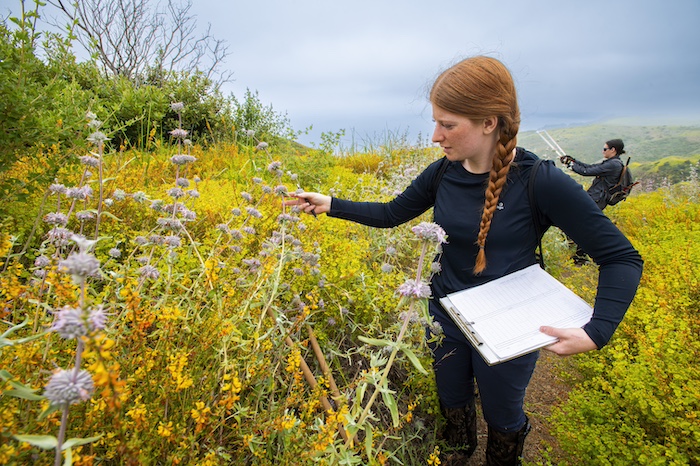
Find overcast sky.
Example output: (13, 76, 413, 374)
(190, 0, 700, 146)
(26, 0, 700, 147)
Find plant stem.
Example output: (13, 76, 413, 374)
(348, 300, 415, 447)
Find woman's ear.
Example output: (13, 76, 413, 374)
(482, 116, 499, 135)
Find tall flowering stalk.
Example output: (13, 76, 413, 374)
(85, 113, 109, 239)
(14, 235, 105, 465)
(347, 222, 447, 446)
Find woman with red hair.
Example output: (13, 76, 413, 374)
(287, 56, 642, 465)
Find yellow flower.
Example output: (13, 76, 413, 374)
(167, 352, 193, 391)
(0, 444, 17, 464)
(427, 446, 441, 465)
(157, 421, 174, 440)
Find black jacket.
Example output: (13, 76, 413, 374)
(329, 148, 643, 349)
(570, 155, 624, 207)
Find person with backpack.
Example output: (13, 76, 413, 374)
(560, 139, 626, 264)
(285, 57, 642, 465)
(559, 139, 626, 210)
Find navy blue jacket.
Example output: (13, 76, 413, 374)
(329, 148, 643, 348)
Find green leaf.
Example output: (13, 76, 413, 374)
(381, 390, 400, 428)
(357, 336, 393, 347)
(62, 435, 102, 450)
(5, 387, 45, 401)
(13, 434, 58, 449)
(99, 211, 122, 222)
(400, 346, 428, 375)
(63, 446, 72, 466)
(364, 424, 373, 458)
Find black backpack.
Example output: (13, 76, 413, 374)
(607, 157, 639, 206)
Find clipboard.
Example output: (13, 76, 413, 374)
(438, 264, 593, 365)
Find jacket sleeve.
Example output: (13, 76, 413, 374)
(571, 157, 623, 178)
(534, 163, 643, 348)
(328, 159, 442, 228)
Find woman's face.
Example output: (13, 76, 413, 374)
(602, 144, 617, 159)
(431, 105, 498, 173)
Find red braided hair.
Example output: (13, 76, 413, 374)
(430, 56, 521, 274)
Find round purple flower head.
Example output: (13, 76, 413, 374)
(59, 252, 101, 278)
(170, 128, 189, 139)
(411, 222, 447, 244)
(397, 279, 432, 299)
(52, 306, 87, 339)
(44, 369, 94, 407)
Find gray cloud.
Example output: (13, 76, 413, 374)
(197, 0, 700, 145)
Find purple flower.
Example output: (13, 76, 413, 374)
(267, 161, 281, 172)
(411, 222, 448, 245)
(242, 227, 256, 235)
(79, 155, 101, 168)
(242, 258, 261, 269)
(171, 102, 184, 112)
(176, 177, 190, 188)
(252, 177, 263, 184)
(88, 305, 108, 331)
(52, 306, 87, 339)
(34, 255, 50, 268)
(163, 235, 181, 248)
(246, 207, 262, 218)
(49, 184, 68, 195)
(76, 210, 95, 221)
(139, 265, 160, 280)
(231, 208, 241, 216)
(256, 142, 269, 151)
(157, 217, 183, 231)
(43, 212, 68, 227)
(397, 279, 431, 299)
(274, 185, 288, 195)
(241, 192, 253, 202)
(87, 131, 108, 145)
(134, 236, 148, 246)
(46, 227, 72, 246)
(132, 191, 147, 203)
(59, 252, 101, 278)
(44, 369, 94, 407)
(108, 248, 121, 258)
(167, 187, 185, 199)
(171, 154, 196, 165)
(112, 189, 126, 201)
(188, 189, 200, 198)
(430, 261, 442, 273)
(67, 186, 93, 200)
(381, 263, 393, 273)
(170, 128, 188, 139)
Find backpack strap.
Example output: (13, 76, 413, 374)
(429, 156, 450, 201)
(528, 159, 546, 269)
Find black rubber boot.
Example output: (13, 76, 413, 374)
(440, 400, 477, 465)
(485, 417, 531, 466)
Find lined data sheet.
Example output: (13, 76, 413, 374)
(439, 265, 593, 364)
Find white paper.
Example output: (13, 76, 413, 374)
(439, 264, 593, 364)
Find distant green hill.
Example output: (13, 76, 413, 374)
(518, 124, 700, 163)
(518, 123, 700, 185)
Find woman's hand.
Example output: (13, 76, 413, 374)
(539, 326, 598, 356)
(283, 192, 332, 216)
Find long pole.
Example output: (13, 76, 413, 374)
(536, 130, 566, 158)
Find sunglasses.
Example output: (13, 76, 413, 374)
(603, 147, 612, 151)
